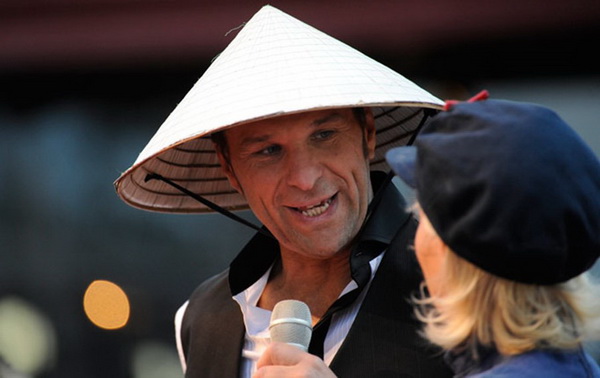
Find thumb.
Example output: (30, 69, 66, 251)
(256, 342, 302, 368)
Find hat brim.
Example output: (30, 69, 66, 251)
(115, 106, 435, 213)
(385, 146, 417, 188)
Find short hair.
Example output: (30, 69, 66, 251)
(412, 207, 600, 356)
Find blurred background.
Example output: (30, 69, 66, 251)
(1, 0, 599, 377)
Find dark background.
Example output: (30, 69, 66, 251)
(1, 1, 599, 377)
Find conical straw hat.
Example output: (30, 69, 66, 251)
(114, 5, 443, 213)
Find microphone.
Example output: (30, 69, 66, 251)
(269, 299, 312, 351)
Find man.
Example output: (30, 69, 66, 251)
(114, 5, 452, 378)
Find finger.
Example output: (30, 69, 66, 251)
(256, 342, 303, 368)
(253, 365, 298, 378)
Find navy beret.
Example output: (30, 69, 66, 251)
(386, 99, 600, 284)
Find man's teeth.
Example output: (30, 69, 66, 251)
(300, 198, 332, 217)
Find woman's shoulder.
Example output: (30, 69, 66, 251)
(472, 348, 600, 377)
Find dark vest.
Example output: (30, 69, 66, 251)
(180, 216, 452, 377)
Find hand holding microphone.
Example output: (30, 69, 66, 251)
(253, 300, 337, 378)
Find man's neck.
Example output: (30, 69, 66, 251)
(258, 249, 352, 322)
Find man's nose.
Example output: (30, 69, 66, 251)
(284, 149, 322, 191)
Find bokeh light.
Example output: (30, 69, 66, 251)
(83, 280, 130, 330)
(0, 296, 57, 376)
(130, 340, 182, 378)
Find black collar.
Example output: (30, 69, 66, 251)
(228, 170, 410, 295)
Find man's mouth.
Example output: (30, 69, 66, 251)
(294, 195, 335, 217)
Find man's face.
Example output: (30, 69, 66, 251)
(217, 108, 376, 259)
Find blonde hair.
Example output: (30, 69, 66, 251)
(412, 207, 600, 356)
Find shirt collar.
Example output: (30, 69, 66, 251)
(229, 170, 410, 295)
(444, 344, 503, 377)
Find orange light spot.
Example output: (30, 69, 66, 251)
(83, 280, 130, 330)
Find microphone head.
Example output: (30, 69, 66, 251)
(269, 299, 312, 351)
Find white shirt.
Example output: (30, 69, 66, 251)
(174, 252, 384, 376)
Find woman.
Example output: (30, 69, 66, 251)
(384, 98, 600, 377)
(254, 98, 600, 377)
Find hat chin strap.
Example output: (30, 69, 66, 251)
(361, 108, 432, 226)
(144, 173, 276, 240)
(147, 170, 394, 244)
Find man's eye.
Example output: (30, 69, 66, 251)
(256, 145, 281, 156)
(314, 130, 335, 140)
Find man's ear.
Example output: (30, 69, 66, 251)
(364, 108, 376, 160)
(214, 143, 243, 194)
